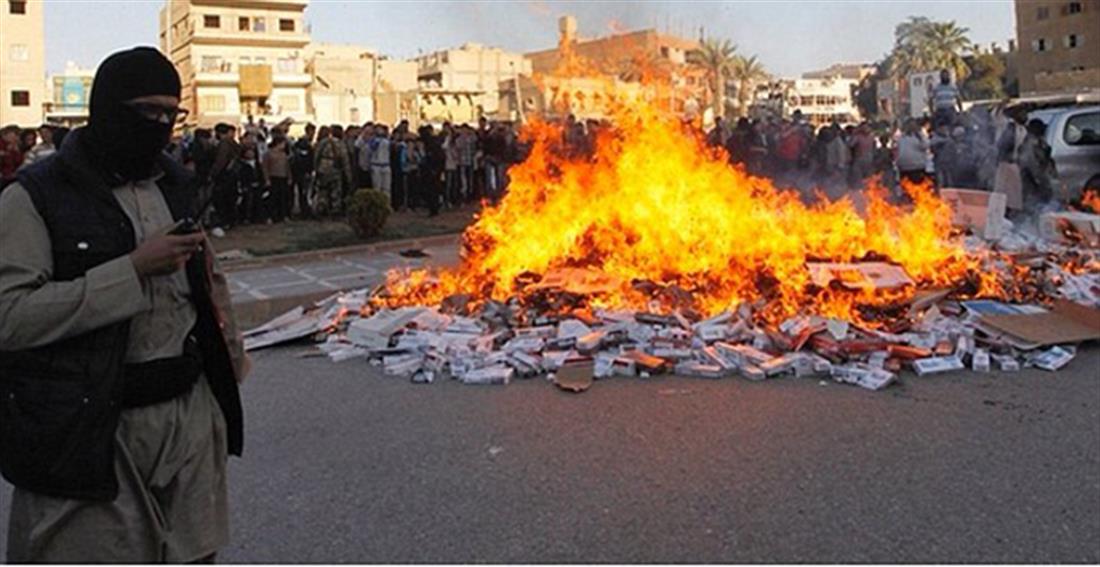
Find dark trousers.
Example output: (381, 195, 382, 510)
(899, 169, 929, 186)
(270, 177, 290, 222)
(293, 172, 313, 218)
(214, 178, 238, 227)
(392, 169, 406, 211)
(424, 169, 442, 216)
(356, 165, 372, 189)
(444, 169, 460, 206)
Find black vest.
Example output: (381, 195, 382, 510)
(0, 130, 243, 501)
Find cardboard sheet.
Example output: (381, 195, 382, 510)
(554, 362, 594, 392)
(1039, 211, 1100, 247)
(979, 300, 1100, 347)
(940, 188, 1007, 240)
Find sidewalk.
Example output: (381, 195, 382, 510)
(224, 234, 462, 328)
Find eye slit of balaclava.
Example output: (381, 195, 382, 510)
(85, 47, 182, 182)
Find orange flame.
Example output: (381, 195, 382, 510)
(1081, 189, 1100, 213)
(375, 98, 1009, 324)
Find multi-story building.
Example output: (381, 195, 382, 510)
(43, 62, 95, 127)
(524, 16, 705, 119)
(159, 0, 313, 127)
(413, 43, 530, 116)
(306, 43, 418, 126)
(785, 77, 860, 126)
(1014, 0, 1100, 94)
(1, 0, 46, 127)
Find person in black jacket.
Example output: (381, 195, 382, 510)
(418, 125, 446, 216)
(0, 47, 247, 564)
(209, 122, 241, 228)
(291, 122, 316, 219)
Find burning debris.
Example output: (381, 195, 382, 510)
(245, 247, 1100, 393)
(244, 98, 1100, 390)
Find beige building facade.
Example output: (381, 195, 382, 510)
(524, 17, 706, 120)
(413, 43, 531, 116)
(1014, 0, 1100, 94)
(1, 0, 46, 127)
(306, 43, 417, 126)
(159, 0, 312, 127)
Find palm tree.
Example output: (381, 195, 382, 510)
(922, 20, 975, 80)
(689, 38, 738, 119)
(730, 55, 768, 118)
(888, 17, 974, 80)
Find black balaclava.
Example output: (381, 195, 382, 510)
(85, 47, 181, 181)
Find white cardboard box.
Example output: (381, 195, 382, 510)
(940, 188, 1007, 241)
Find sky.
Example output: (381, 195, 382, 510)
(44, 0, 1016, 78)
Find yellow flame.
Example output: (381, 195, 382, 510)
(375, 98, 1009, 324)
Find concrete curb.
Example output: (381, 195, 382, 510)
(221, 232, 462, 272)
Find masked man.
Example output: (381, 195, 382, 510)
(0, 47, 247, 563)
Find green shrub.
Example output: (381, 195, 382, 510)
(346, 189, 392, 239)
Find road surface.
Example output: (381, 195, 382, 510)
(3, 346, 1096, 562)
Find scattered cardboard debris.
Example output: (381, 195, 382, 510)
(806, 262, 914, 291)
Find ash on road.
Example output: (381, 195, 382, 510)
(2, 348, 1098, 563)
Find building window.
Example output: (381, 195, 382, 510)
(239, 56, 251, 65)
(277, 57, 296, 73)
(253, 17, 266, 32)
(1033, 38, 1049, 52)
(1067, 1, 1083, 14)
(203, 14, 219, 28)
(200, 55, 223, 72)
(11, 90, 29, 107)
(1037, 6, 1050, 19)
(278, 95, 300, 111)
(8, 43, 28, 61)
(1065, 34, 1080, 48)
(238, 16, 249, 31)
(200, 95, 226, 113)
(8, 0, 26, 15)
(279, 18, 294, 32)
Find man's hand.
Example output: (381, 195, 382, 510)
(129, 231, 205, 277)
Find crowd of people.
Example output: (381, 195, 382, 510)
(172, 115, 527, 231)
(0, 123, 71, 189)
(2, 68, 1062, 230)
(705, 70, 1059, 215)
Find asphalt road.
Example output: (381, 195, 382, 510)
(2, 347, 1098, 563)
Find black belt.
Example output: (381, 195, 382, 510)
(121, 337, 203, 409)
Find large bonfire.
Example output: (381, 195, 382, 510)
(371, 94, 1026, 325)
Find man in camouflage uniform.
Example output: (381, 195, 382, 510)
(312, 125, 351, 217)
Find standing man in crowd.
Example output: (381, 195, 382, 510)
(1018, 118, 1058, 211)
(291, 122, 316, 219)
(369, 124, 393, 208)
(19, 124, 56, 168)
(209, 122, 242, 229)
(313, 125, 348, 217)
(0, 46, 246, 563)
(0, 125, 24, 190)
(895, 119, 930, 185)
(930, 69, 962, 129)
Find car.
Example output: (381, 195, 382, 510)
(1028, 105, 1100, 200)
